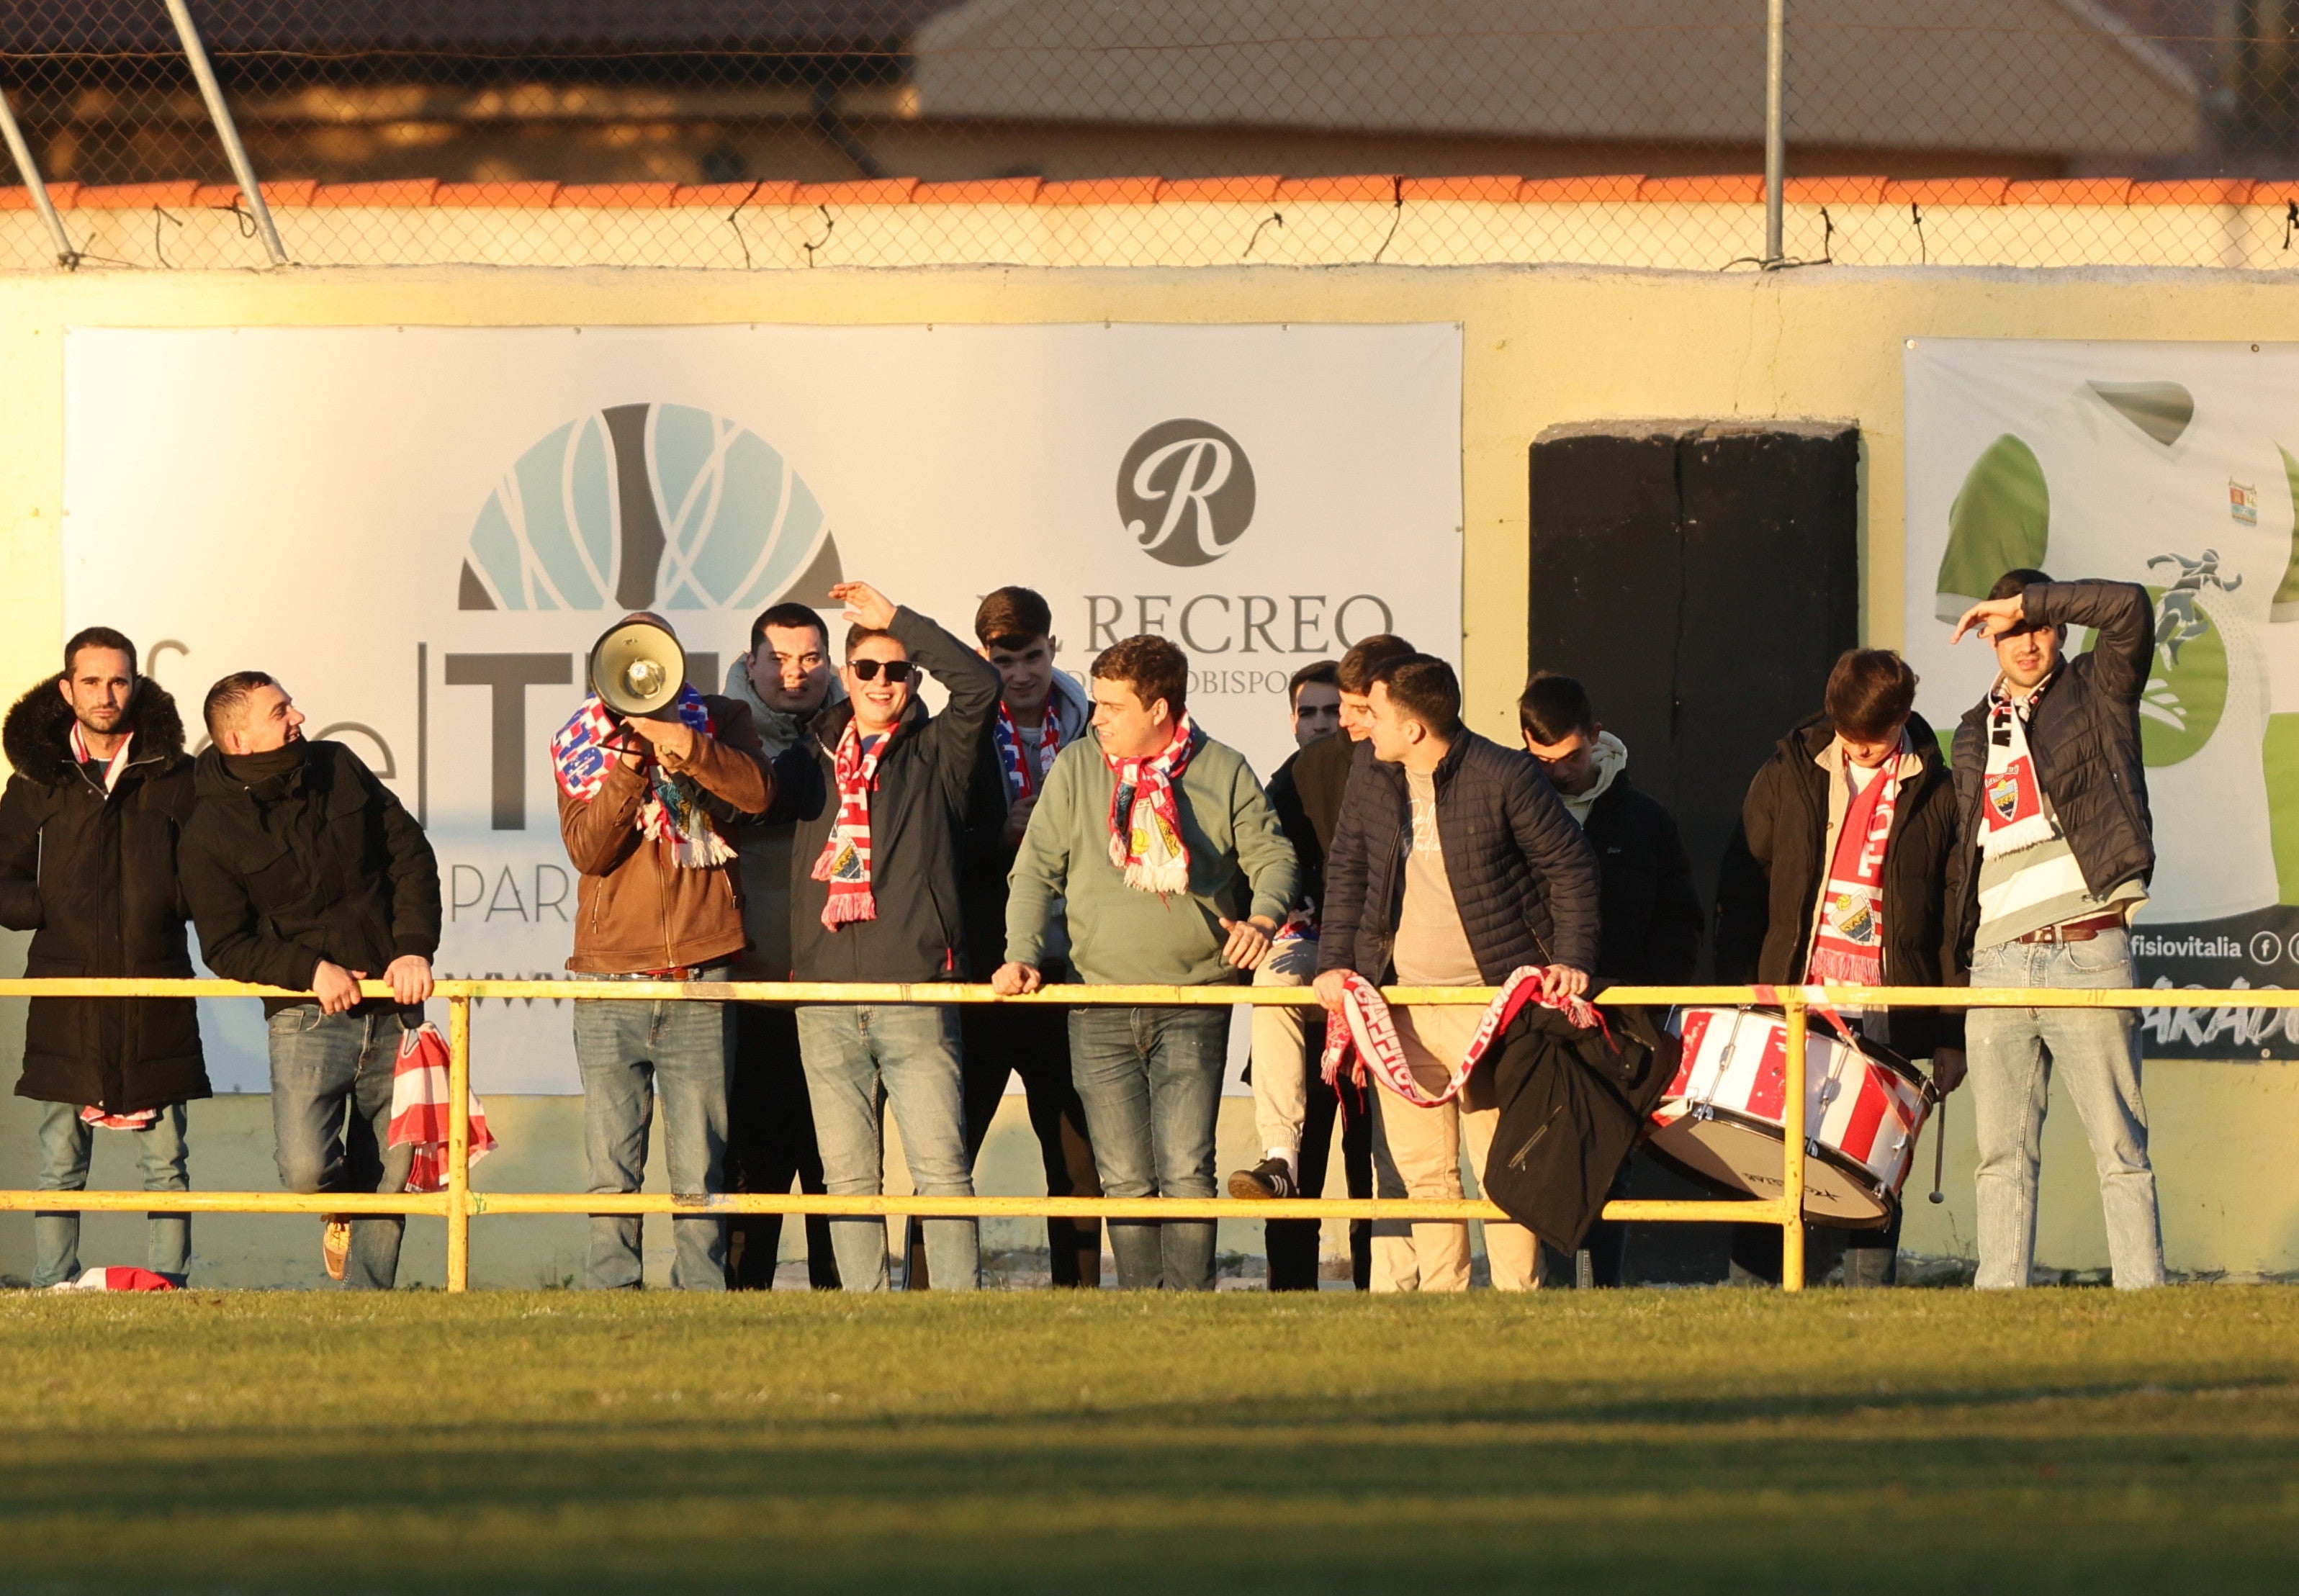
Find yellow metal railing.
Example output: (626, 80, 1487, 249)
(1, 979, 2272, 1292)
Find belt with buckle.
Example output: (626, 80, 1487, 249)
(2015, 912, 2126, 945)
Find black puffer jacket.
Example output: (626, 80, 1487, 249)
(0, 678, 208, 1113)
(1318, 729, 1601, 983)
(1715, 711, 1963, 1058)
(770, 607, 1001, 983)
(180, 741, 441, 1015)
(1945, 580, 2154, 966)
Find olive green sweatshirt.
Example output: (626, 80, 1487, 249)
(1004, 728, 1300, 987)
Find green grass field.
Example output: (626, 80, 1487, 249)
(5, 1288, 2299, 1593)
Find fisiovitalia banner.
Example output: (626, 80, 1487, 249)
(63, 324, 1464, 1090)
(1904, 338, 2299, 1058)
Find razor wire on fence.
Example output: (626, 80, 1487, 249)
(0, 2, 2295, 271)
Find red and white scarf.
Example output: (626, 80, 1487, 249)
(52, 1266, 177, 1292)
(1320, 968, 1607, 1107)
(813, 720, 889, 928)
(1107, 716, 1200, 894)
(550, 687, 734, 868)
(78, 1105, 159, 1131)
(992, 702, 1062, 801)
(1981, 685, 2056, 855)
(1806, 757, 1900, 986)
(385, 1022, 498, 1194)
(70, 722, 132, 794)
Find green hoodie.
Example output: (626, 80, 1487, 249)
(1005, 728, 1300, 987)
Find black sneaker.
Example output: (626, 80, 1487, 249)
(1228, 1158, 1297, 1201)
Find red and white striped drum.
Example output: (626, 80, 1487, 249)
(1647, 1006, 1934, 1227)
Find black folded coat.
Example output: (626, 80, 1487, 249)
(1477, 999, 1681, 1257)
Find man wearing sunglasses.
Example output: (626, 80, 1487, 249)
(772, 581, 1002, 1291)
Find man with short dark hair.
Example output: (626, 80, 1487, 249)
(1517, 670, 1701, 1287)
(1315, 652, 1601, 1292)
(1225, 657, 1374, 1291)
(718, 599, 844, 1289)
(775, 582, 1001, 1293)
(557, 612, 770, 1291)
(956, 585, 1102, 1287)
(1946, 570, 2164, 1290)
(997, 634, 1299, 1291)
(0, 628, 207, 1288)
(1716, 646, 1965, 1288)
(182, 671, 440, 1290)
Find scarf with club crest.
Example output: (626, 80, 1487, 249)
(1806, 757, 1901, 987)
(551, 686, 734, 868)
(1105, 716, 1200, 895)
(812, 718, 890, 928)
(1980, 684, 2057, 856)
(992, 702, 1063, 801)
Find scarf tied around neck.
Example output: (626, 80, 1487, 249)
(1106, 716, 1200, 895)
(812, 717, 890, 929)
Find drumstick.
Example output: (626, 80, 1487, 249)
(1928, 1094, 1947, 1205)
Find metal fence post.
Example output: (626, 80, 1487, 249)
(1763, 0, 1786, 266)
(446, 995, 472, 1292)
(163, 0, 288, 266)
(0, 86, 78, 268)
(1781, 996, 1807, 1291)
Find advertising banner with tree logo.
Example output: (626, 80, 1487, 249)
(1905, 338, 2299, 1060)
(63, 324, 1464, 1090)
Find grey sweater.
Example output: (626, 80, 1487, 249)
(1005, 728, 1300, 987)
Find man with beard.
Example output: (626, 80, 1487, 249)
(719, 601, 845, 1289)
(181, 672, 439, 1289)
(0, 628, 207, 1287)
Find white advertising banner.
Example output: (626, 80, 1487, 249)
(1904, 338, 2299, 1057)
(63, 323, 1464, 1091)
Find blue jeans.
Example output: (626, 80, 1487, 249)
(35, 1100, 190, 1288)
(796, 1004, 978, 1292)
(574, 969, 732, 1291)
(1069, 1006, 1231, 1291)
(1968, 927, 2166, 1289)
(271, 1004, 420, 1291)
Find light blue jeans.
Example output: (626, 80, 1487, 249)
(35, 1100, 190, 1288)
(271, 1004, 420, 1291)
(574, 969, 732, 1291)
(1069, 1006, 1231, 1291)
(797, 1004, 979, 1292)
(1967, 927, 2165, 1289)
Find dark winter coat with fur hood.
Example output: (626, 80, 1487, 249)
(0, 676, 209, 1112)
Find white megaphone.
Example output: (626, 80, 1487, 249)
(588, 616, 687, 721)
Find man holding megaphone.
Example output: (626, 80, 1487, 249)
(553, 610, 771, 1291)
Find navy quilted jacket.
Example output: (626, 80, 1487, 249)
(1316, 729, 1601, 983)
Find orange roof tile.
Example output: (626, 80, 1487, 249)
(794, 178, 919, 206)
(2129, 179, 2257, 206)
(435, 181, 561, 207)
(1274, 175, 1396, 203)
(76, 181, 199, 210)
(2005, 179, 2133, 206)
(555, 182, 680, 208)
(1518, 175, 1644, 202)
(1401, 176, 1523, 203)
(1038, 177, 1162, 205)
(913, 177, 1043, 204)
(1159, 175, 1282, 203)
(1880, 178, 2010, 207)
(1785, 176, 1890, 204)
(1639, 174, 1765, 202)
(673, 181, 799, 207)
(310, 179, 441, 208)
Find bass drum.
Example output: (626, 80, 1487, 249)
(1645, 1006, 1933, 1228)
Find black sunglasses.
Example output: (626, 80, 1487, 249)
(848, 659, 917, 683)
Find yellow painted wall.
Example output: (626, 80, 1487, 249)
(2, 261, 2294, 1285)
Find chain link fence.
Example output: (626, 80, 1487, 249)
(2, 1, 2297, 271)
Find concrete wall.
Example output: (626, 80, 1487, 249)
(4, 258, 2296, 1285)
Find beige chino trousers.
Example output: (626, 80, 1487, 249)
(1367, 1004, 1542, 1292)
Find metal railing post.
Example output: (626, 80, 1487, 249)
(0, 85, 78, 268)
(163, 0, 288, 266)
(445, 996, 472, 1292)
(1763, 0, 1786, 266)
(1781, 996, 1808, 1291)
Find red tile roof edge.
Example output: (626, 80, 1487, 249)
(5, 177, 2289, 213)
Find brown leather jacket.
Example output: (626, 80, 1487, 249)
(559, 696, 772, 974)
